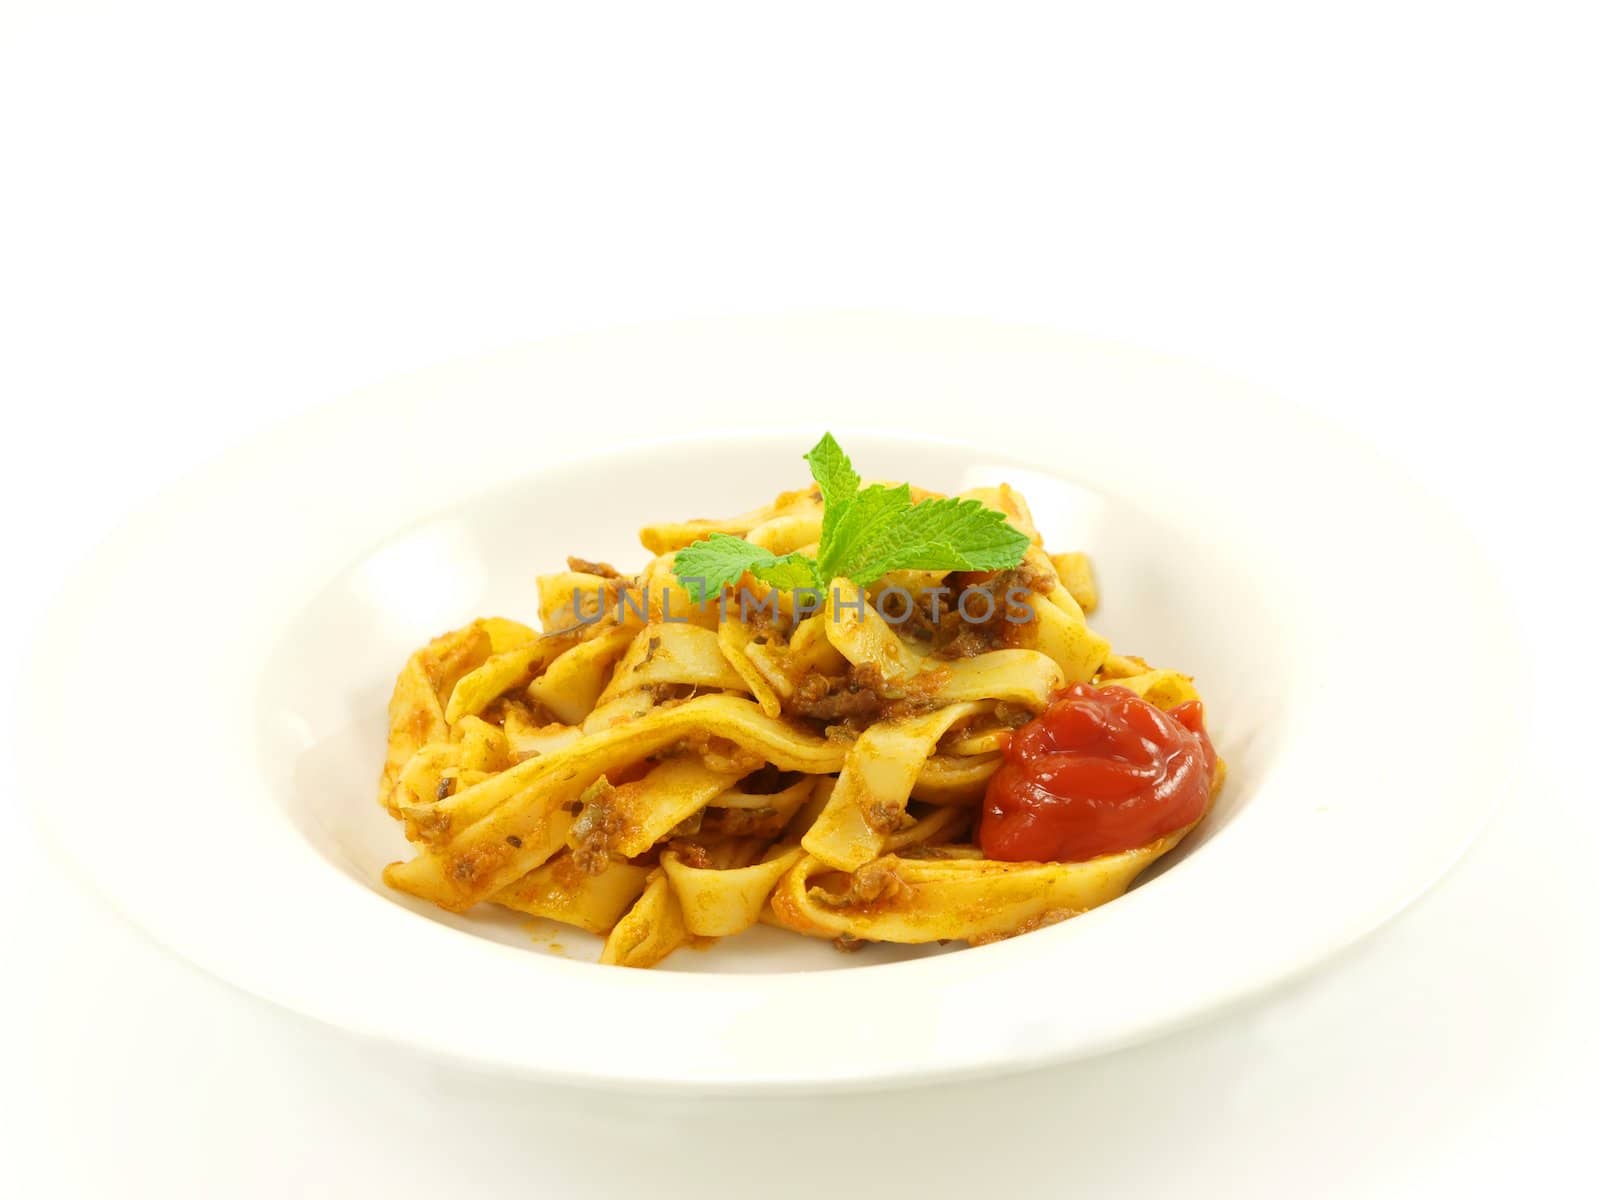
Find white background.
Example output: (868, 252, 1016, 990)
(2, 2, 1595, 1196)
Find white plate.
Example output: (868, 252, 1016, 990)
(25, 314, 1515, 1092)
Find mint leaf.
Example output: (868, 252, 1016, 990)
(804, 432, 861, 562)
(671, 435, 1029, 600)
(833, 495, 1032, 583)
(816, 481, 914, 582)
(671, 534, 775, 604)
(804, 433, 860, 509)
(672, 534, 819, 603)
(750, 554, 822, 590)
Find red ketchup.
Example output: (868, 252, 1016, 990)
(979, 683, 1217, 863)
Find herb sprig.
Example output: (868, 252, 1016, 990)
(672, 434, 1030, 603)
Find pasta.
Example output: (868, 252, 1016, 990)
(377, 445, 1222, 967)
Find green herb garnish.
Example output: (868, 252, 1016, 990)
(672, 433, 1030, 603)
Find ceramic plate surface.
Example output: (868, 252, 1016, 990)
(26, 314, 1514, 1092)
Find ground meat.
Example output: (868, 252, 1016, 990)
(923, 561, 1052, 659)
(1016, 558, 1058, 595)
(883, 675, 946, 721)
(850, 859, 907, 904)
(703, 806, 784, 840)
(864, 799, 909, 834)
(993, 701, 1035, 728)
(789, 662, 947, 733)
(667, 809, 704, 838)
(934, 626, 991, 660)
(666, 839, 714, 869)
(733, 587, 794, 639)
(566, 556, 625, 579)
(894, 598, 941, 641)
(790, 662, 894, 721)
(951, 559, 1053, 596)
(813, 859, 906, 909)
(671, 732, 766, 776)
(569, 779, 625, 875)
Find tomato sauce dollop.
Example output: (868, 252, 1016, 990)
(979, 683, 1218, 863)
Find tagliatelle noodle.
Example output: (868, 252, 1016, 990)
(375, 476, 1221, 965)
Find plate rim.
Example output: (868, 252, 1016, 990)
(23, 312, 1521, 1092)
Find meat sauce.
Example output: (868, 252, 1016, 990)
(978, 683, 1217, 863)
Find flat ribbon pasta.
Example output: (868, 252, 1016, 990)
(600, 871, 690, 968)
(662, 843, 805, 937)
(603, 757, 751, 858)
(379, 623, 492, 811)
(445, 634, 571, 724)
(802, 701, 987, 871)
(771, 823, 1193, 945)
(638, 487, 822, 556)
(1006, 576, 1108, 682)
(595, 622, 750, 709)
(526, 625, 637, 724)
(496, 853, 651, 935)
(385, 694, 850, 909)
(373, 473, 1221, 967)
(908, 751, 1001, 805)
(1097, 668, 1201, 710)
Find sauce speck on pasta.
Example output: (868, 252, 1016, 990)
(979, 683, 1217, 863)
